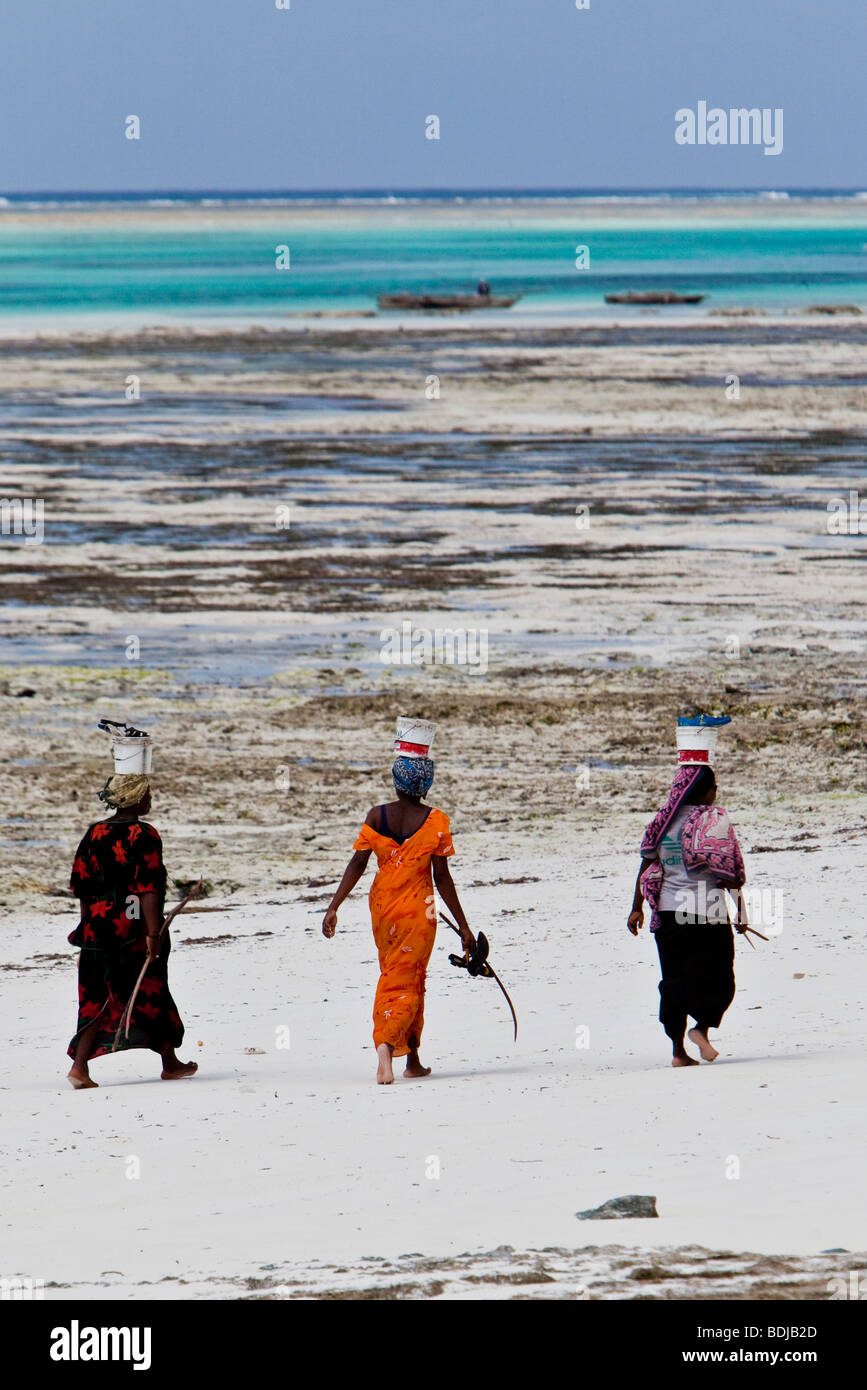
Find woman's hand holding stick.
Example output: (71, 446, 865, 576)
(734, 890, 767, 947)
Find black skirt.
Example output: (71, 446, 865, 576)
(67, 932, 184, 1061)
(653, 911, 735, 1038)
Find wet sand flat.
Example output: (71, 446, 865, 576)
(1, 317, 865, 912)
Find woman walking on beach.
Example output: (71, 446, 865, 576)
(66, 773, 196, 1089)
(628, 722, 748, 1068)
(322, 722, 474, 1084)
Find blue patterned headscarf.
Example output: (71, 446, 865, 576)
(392, 755, 434, 799)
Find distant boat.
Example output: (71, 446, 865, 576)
(605, 290, 707, 305)
(377, 292, 521, 311)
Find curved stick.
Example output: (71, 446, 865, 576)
(112, 878, 203, 1052)
(440, 912, 517, 1042)
(486, 964, 518, 1042)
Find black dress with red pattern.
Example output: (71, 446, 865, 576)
(67, 818, 184, 1060)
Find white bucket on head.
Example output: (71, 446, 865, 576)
(394, 716, 436, 760)
(676, 724, 717, 767)
(111, 735, 153, 775)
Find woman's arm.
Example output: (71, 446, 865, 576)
(432, 856, 475, 951)
(140, 891, 162, 960)
(628, 857, 654, 935)
(730, 884, 750, 933)
(322, 850, 371, 938)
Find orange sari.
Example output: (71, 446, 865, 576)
(354, 808, 455, 1055)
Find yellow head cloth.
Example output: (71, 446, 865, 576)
(98, 773, 150, 810)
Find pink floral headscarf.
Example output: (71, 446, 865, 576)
(640, 766, 704, 856)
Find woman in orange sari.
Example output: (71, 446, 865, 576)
(322, 753, 474, 1084)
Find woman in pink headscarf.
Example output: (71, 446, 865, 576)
(628, 765, 748, 1068)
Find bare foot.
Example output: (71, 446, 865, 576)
(404, 1060, 432, 1079)
(376, 1043, 394, 1085)
(67, 1068, 98, 1090)
(688, 1027, 719, 1061)
(672, 1054, 700, 1068)
(160, 1061, 198, 1080)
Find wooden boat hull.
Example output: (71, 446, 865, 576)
(605, 292, 707, 305)
(377, 293, 520, 311)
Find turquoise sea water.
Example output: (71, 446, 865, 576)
(2, 193, 865, 682)
(0, 192, 865, 321)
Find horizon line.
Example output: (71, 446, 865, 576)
(2, 185, 866, 199)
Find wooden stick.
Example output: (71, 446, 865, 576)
(738, 924, 769, 950)
(112, 878, 203, 1052)
(743, 925, 769, 941)
(440, 913, 518, 1041)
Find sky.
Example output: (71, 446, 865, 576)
(0, 0, 863, 192)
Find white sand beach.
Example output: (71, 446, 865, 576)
(1, 825, 864, 1300)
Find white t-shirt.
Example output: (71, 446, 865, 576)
(650, 805, 729, 923)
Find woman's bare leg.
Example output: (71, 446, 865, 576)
(404, 1036, 431, 1079)
(376, 1042, 394, 1085)
(688, 1026, 719, 1061)
(160, 1047, 198, 1080)
(671, 1036, 699, 1068)
(67, 1019, 101, 1088)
